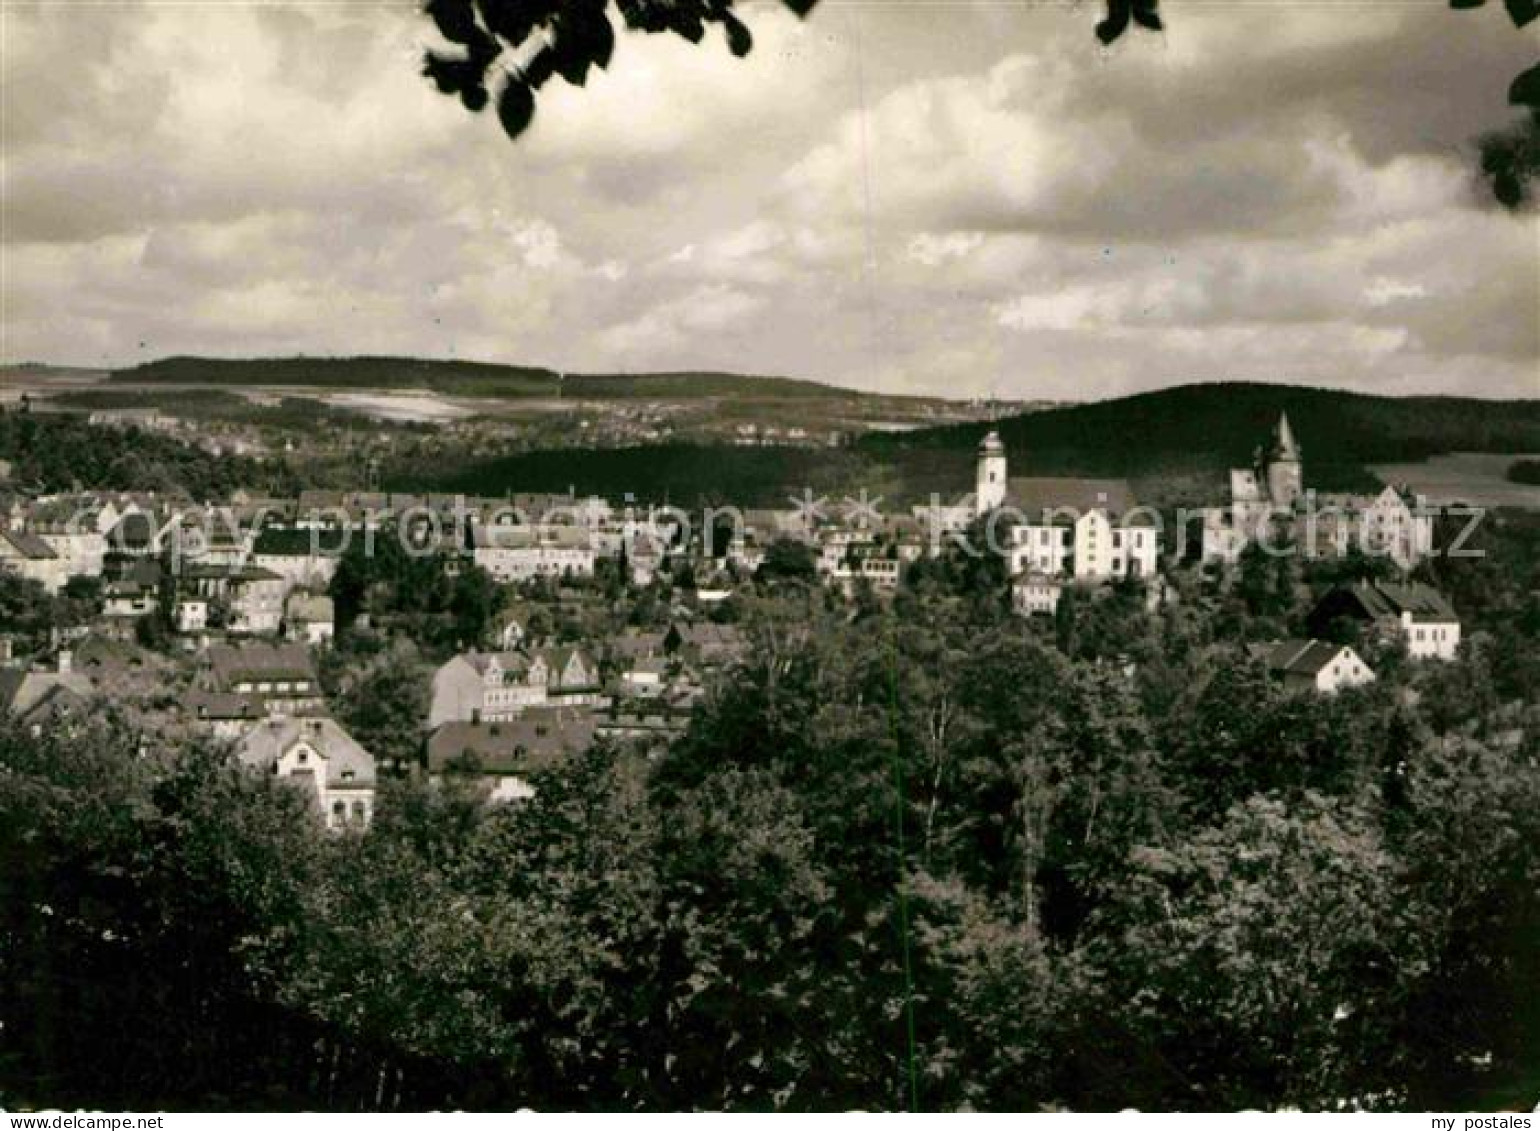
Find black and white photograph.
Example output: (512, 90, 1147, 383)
(1, 0, 1538, 1115)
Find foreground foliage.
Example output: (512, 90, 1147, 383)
(3, 522, 1539, 1110)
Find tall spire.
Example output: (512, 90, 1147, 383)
(1274, 412, 1301, 460)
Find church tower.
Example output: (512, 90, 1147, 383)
(1265, 412, 1303, 508)
(976, 430, 1008, 516)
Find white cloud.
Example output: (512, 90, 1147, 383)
(599, 284, 766, 361)
(1, 0, 1534, 398)
(908, 231, 985, 267)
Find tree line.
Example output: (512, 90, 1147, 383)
(2, 514, 1538, 1110)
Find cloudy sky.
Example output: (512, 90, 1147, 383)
(2, 0, 1536, 399)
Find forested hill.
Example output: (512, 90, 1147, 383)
(865, 382, 1540, 493)
(111, 355, 852, 400)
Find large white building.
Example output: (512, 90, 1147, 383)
(1202, 413, 1303, 563)
(1202, 414, 1434, 569)
(970, 431, 1160, 615)
(472, 525, 596, 582)
(428, 645, 601, 729)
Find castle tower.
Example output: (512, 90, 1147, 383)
(976, 430, 1008, 516)
(1265, 412, 1303, 508)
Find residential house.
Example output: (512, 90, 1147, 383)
(102, 559, 163, 621)
(206, 641, 324, 715)
(235, 715, 377, 830)
(0, 528, 67, 594)
(427, 707, 599, 803)
(284, 592, 335, 646)
(1004, 476, 1159, 584)
(184, 564, 286, 636)
(667, 622, 747, 668)
(0, 655, 93, 727)
(31, 508, 107, 582)
(429, 650, 551, 728)
(252, 526, 343, 593)
(535, 644, 603, 706)
(1307, 581, 1462, 661)
(186, 690, 265, 740)
(1255, 639, 1376, 694)
(87, 408, 178, 434)
(1012, 572, 1065, 617)
(595, 700, 692, 749)
(175, 595, 209, 634)
(619, 654, 671, 698)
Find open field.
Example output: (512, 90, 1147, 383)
(1369, 451, 1540, 509)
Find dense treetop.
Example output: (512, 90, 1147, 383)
(4, 506, 1538, 1110)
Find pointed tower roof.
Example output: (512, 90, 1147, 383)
(979, 429, 1005, 454)
(1272, 412, 1301, 460)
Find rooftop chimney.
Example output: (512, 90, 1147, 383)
(56, 649, 72, 675)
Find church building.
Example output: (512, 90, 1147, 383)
(1200, 414, 1433, 569)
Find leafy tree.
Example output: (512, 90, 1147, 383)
(0, 717, 326, 1108)
(0, 573, 96, 657)
(0, 410, 271, 498)
(754, 536, 817, 586)
(1384, 734, 1540, 1107)
(906, 873, 1069, 1110)
(327, 638, 432, 772)
(1087, 794, 1401, 1110)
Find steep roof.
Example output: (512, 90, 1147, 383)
(1350, 581, 1457, 622)
(0, 528, 58, 560)
(612, 629, 667, 660)
(427, 708, 598, 775)
(236, 716, 376, 788)
(1272, 412, 1302, 460)
(187, 690, 265, 722)
(473, 525, 591, 550)
(208, 641, 317, 687)
(533, 645, 598, 686)
(253, 526, 344, 556)
(0, 669, 93, 717)
(1257, 638, 1348, 678)
(285, 593, 334, 623)
(461, 649, 533, 678)
(1006, 477, 1140, 521)
(71, 635, 151, 677)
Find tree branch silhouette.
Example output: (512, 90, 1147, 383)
(420, 0, 1540, 207)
